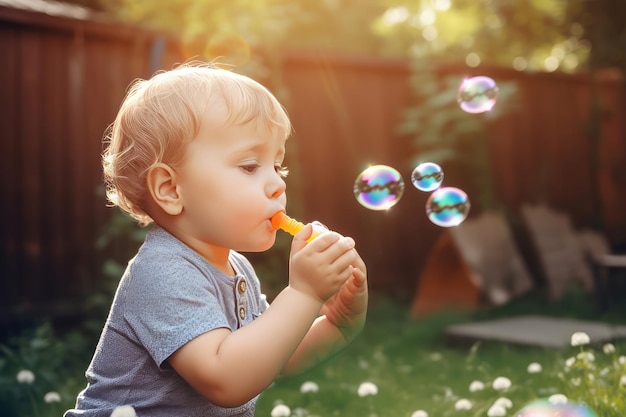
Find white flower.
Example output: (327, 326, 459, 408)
(571, 377, 581, 386)
(527, 362, 542, 373)
(548, 394, 568, 405)
(270, 404, 291, 417)
(492, 376, 512, 391)
(411, 410, 428, 417)
(357, 381, 378, 397)
(487, 404, 507, 417)
(493, 397, 513, 409)
(468, 380, 485, 392)
(110, 405, 137, 417)
(619, 356, 626, 365)
(299, 381, 319, 393)
(603, 343, 616, 354)
(43, 391, 61, 403)
(565, 357, 576, 368)
(577, 352, 595, 362)
(619, 375, 626, 387)
(291, 408, 307, 417)
(429, 352, 443, 361)
(571, 332, 590, 347)
(16, 369, 35, 384)
(454, 399, 472, 410)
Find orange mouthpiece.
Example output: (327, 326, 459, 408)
(271, 211, 327, 241)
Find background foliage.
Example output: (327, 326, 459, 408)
(65, 0, 626, 75)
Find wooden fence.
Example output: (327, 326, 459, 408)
(1, 2, 625, 324)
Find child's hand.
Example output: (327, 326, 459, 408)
(288, 224, 357, 304)
(320, 250, 368, 341)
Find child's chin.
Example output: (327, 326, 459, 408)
(243, 237, 276, 253)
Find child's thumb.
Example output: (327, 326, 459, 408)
(291, 223, 314, 251)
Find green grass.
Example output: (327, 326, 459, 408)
(2, 288, 625, 416)
(256, 290, 626, 417)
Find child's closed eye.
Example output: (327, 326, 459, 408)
(240, 163, 260, 174)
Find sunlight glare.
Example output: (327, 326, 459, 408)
(422, 26, 438, 42)
(465, 52, 480, 67)
(544, 56, 559, 72)
(432, 0, 451, 11)
(382, 6, 409, 26)
(512, 57, 528, 71)
(419, 9, 436, 26)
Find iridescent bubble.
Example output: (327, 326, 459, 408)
(411, 162, 444, 192)
(516, 399, 597, 417)
(425, 187, 470, 227)
(353, 165, 405, 210)
(457, 76, 499, 114)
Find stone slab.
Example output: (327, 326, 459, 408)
(444, 315, 626, 348)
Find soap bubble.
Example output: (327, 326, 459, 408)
(353, 165, 404, 210)
(457, 76, 499, 114)
(411, 162, 444, 192)
(426, 187, 470, 227)
(515, 399, 597, 417)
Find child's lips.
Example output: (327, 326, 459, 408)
(270, 211, 284, 230)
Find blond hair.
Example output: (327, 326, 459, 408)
(102, 62, 292, 226)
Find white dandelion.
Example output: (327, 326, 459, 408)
(43, 391, 61, 403)
(454, 399, 472, 410)
(300, 381, 319, 393)
(357, 381, 378, 397)
(469, 380, 485, 392)
(16, 369, 35, 384)
(493, 397, 513, 409)
(411, 410, 428, 417)
(487, 404, 507, 417)
(577, 351, 595, 362)
(548, 394, 568, 405)
(527, 362, 542, 373)
(571, 332, 590, 347)
(270, 404, 291, 417)
(110, 405, 137, 417)
(603, 343, 616, 354)
(492, 376, 512, 391)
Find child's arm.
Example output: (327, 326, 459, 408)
(280, 250, 368, 375)
(167, 226, 357, 408)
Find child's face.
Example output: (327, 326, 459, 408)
(174, 105, 288, 252)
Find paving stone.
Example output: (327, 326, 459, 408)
(444, 315, 626, 348)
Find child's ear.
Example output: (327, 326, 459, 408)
(146, 163, 183, 216)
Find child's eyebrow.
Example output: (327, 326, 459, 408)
(231, 141, 286, 161)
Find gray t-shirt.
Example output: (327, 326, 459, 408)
(65, 226, 269, 417)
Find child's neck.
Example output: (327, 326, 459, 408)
(159, 223, 235, 276)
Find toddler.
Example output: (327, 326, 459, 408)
(65, 62, 368, 417)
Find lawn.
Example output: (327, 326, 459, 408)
(255, 290, 626, 417)
(2, 288, 625, 417)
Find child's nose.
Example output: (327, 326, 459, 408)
(268, 173, 286, 199)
